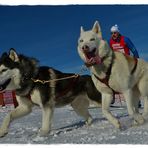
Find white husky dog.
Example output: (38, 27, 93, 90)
(77, 21, 148, 129)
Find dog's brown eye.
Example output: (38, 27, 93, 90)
(79, 39, 84, 43)
(90, 38, 95, 41)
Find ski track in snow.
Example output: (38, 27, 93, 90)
(0, 102, 148, 144)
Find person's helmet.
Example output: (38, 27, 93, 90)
(110, 24, 120, 33)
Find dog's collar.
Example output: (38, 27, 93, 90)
(85, 51, 115, 89)
(93, 53, 115, 91)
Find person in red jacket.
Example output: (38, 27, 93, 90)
(109, 24, 141, 108)
(109, 24, 139, 58)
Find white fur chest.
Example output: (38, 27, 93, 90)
(30, 89, 42, 106)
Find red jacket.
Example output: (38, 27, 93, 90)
(109, 36, 130, 55)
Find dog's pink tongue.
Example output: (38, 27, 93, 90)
(87, 55, 102, 65)
(94, 55, 102, 64)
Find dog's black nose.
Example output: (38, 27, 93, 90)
(82, 45, 89, 51)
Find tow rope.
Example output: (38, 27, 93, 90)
(31, 74, 79, 84)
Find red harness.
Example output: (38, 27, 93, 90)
(93, 56, 138, 94)
(0, 91, 18, 108)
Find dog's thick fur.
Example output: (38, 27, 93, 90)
(77, 21, 148, 129)
(0, 49, 102, 137)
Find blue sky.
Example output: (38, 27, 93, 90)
(0, 5, 148, 73)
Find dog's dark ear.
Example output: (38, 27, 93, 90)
(9, 48, 19, 62)
(92, 21, 102, 39)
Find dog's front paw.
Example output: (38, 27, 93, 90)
(86, 117, 93, 126)
(0, 128, 8, 137)
(38, 129, 50, 137)
(115, 120, 122, 129)
(133, 113, 145, 125)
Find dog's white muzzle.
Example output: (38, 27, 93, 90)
(81, 45, 102, 66)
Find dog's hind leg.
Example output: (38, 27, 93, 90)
(102, 93, 121, 129)
(133, 87, 141, 113)
(123, 89, 144, 125)
(142, 96, 148, 120)
(0, 96, 32, 137)
(71, 94, 93, 125)
(39, 103, 54, 136)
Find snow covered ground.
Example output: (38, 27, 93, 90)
(0, 101, 148, 145)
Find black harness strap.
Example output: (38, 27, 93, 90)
(12, 91, 18, 108)
(131, 58, 138, 74)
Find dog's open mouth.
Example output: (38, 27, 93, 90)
(83, 48, 102, 66)
(0, 78, 11, 92)
(84, 48, 96, 59)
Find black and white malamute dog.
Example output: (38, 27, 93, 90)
(0, 48, 102, 137)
